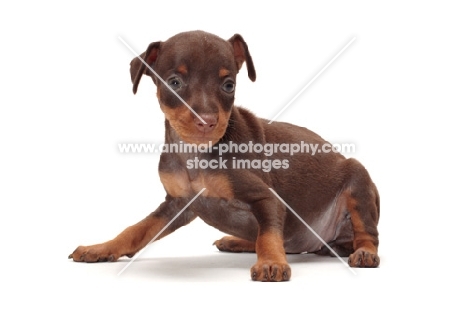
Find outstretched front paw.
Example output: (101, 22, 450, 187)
(68, 243, 123, 263)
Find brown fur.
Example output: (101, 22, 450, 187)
(69, 30, 380, 281)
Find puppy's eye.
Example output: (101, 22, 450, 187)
(222, 80, 235, 93)
(167, 77, 183, 90)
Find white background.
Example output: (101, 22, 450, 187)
(1, 1, 467, 309)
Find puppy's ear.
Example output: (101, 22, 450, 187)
(130, 42, 161, 94)
(228, 34, 256, 82)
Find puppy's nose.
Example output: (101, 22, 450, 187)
(195, 114, 218, 133)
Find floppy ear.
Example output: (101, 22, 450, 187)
(228, 34, 256, 82)
(130, 41, 161, 94)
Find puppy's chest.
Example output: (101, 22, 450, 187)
(159, 167, 234, 200)
(159, 151, 236, 199)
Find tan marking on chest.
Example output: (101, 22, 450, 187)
(159, 171, 234, 199)
(159, 171, 192, 198)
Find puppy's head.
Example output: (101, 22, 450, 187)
(130, 31, 256, 145)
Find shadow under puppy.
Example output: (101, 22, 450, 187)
(69, 30, 380, 282)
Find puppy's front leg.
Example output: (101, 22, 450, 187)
(69, 197, 196, 262)
(250, 196, 291, 282)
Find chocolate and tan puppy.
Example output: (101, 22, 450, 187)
(70, 31, 380, 281)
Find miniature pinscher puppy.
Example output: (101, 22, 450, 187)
(69, 31, 380, 281)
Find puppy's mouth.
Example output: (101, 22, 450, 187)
(181, 133, 223, 145)
(171, 123, 228, 145)
(161, 106, 231, 146)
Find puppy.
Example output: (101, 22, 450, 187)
(69, 30, 380, 282)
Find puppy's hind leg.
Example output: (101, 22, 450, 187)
(214, 236, 256, 253)
(341, 158, 380, 268)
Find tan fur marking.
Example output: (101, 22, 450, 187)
(177, 64, 188, 75)
(113, 216, 168, 252)
(214, 236, 256, 252)
(160, 104, 196, 141)
(160, 171, 192, 197)
(160, 104, 230, 145)
(256, 231, 286, 261)
(195, 174, 234, 199)
(345, 189, 378, 253)
(159, 171, 234, 199)
(69, 215, 168, 262)
(219, 68, 230, 77)
(251, 230, 291, 281)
